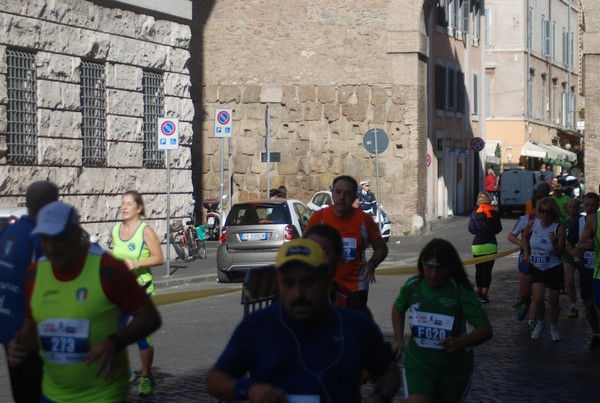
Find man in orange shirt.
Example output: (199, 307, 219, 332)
(305, 175, 388, 313)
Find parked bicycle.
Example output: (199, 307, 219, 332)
(169, 219, 207, 262)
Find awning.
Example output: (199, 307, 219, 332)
(521, 141, 547, 159)
(520, 141, 577, 162)
(484, 140, 501, 165)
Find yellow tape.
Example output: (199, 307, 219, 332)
(153, 247, 522, 304)
(154, 287, 240, 306)
(376, 247, 521, 276)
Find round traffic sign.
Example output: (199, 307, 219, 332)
(160, 120, 176, 136)
(363, 129, 389, 155)
(217, 110, 231, 125)
(471, 137, 485, 152)
(426, 153, 432, 168)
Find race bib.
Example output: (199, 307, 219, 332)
(530, 249, 549, 266)
(342, 237, 357, 263)
(38, 318, 90, 364)
(287, 395, 320, 403)
(583, 251, 595, 270)
(409, 310, 454, 350)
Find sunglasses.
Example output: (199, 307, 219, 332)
(539, 208, 552, 214)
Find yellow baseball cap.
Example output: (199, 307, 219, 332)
(276, 238, 328, 270)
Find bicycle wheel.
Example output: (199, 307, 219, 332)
(171, 234, 191, 262)
(186, 229, 199, 261)
(197, 241, 207, 259)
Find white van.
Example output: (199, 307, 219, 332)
(497, 169, 545, 215)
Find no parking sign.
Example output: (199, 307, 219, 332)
(157, 118, 180, 150)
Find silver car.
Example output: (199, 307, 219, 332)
(216, 199, 312, 283)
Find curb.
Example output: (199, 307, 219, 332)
(154, 273, 218, 290)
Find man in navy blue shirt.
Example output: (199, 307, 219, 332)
(206, 238, 400, 403)
(0, 181, 59, 402)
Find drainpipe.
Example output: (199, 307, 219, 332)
(567, 0, 572, 129)
(526, 0, 531, 136)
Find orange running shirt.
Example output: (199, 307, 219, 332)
(306, 207, 382, 292)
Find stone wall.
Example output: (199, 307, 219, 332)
(200, 0, 429, 230)
(581, 0, 600, 195)
(0, 0, 193, 247)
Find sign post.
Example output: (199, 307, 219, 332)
(215, 109, 233, 222)
(157, 117, 180, 277)
(363, 129, 389, 232)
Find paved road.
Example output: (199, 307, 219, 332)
(1, 215, 599, 402)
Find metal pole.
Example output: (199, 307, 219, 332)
(165, 149, 171, 277)
(265, 105, 270, 196)
(227, 137, 232, 216)
(220, 137, 224, 224)
(374, 130, 383, 233)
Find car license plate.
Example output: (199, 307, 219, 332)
(207, 217, 215, 225)
(240, 232, 267, 241)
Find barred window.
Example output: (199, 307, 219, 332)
(142, 71, 164, 168)
(6, 50, 37, 164)
(80, 61, 107, 166)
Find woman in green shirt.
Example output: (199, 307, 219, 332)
(392, 239, 493, 403)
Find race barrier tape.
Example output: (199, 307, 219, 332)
(376, 246, 521, 276)
(154, 247, 522, 305)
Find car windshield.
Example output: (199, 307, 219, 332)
(227, 204, 289, 225)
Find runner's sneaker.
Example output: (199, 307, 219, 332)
(531, 321, 545, 339)
(550, 326, 561, 342)
(480, 295, 489, 304)
(129, 371, 137, 383)
(138, 376, 153, 396)
(589, 336, 600, 350)
(527, 321, 536, 334)
(517, 304, 528, 321)
(568, 307, 579, 319)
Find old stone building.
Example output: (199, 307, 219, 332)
(0, 0, 193, 245)
(581, 0, 600, 193)
(198, 0, 485, 231)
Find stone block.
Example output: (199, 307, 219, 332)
(39, 110, 81, 139)
(37, 81, 80, 110)
(236, 136, 259, 155)
(245, 103, 266, 120)
(297, 124, 310, 141)
(298, 85, 316, 102)
(282, 85, 297, 105)
(283, 104, 304, 122)
(338, 86, 354, 103)
(233, 154, 252, 174)
(107, 64, 141, 91)
(342, 103, 368, 121)
(387, 103, 405, 122)
(37, 53, 77, 82)
(372, 87, 388, 105)
(107, 115, 140, 142)
(107, 142, 142, 167)
(277, 158, 299, 175)
(317, 85, 336, 103)
(219, 85, 241, 103)
(204, 85, 219, 103)
(324, 103, 341, 122)
(261, 85, 283, 103)
(356, 85, 370, 104)
(242, 85, 261, 103)
(165, 71, 191, 98)
(39, 137, 81, 165)
(372, 104, 386, 124)
(107, 89, 143, 116)
(304, 102, 322, 121)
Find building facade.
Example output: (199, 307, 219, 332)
(485, 0, 582, 173)
(0, 0, 193, 246)
(199, 0, 485, 231)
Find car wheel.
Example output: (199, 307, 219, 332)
(217, 269, 231, 283)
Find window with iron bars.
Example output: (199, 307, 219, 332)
(6, 50, 37, 165)
(80, 61, 107, 166)
(142, 71, 165, 168)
